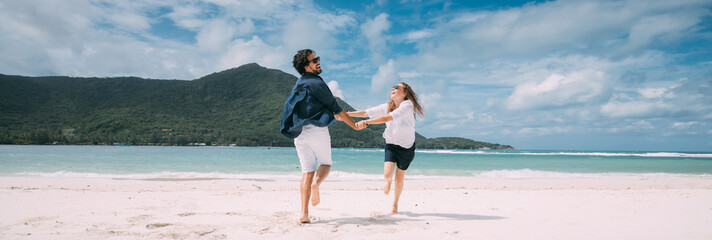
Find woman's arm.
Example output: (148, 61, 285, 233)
(359, 114, 393, 126)
(347, 110, 368, 118)
(361, 100, 412, 127)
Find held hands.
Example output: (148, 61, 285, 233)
(335, 111, 367, 130)
(355, 120, 369, 130)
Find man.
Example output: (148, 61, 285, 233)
(280, 49, 363, 223)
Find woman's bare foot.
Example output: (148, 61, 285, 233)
(299, 215, 311, 224)
(311, 184, 320, 206)
(391, 204, 398, 214)
(384, 179, 392, 195)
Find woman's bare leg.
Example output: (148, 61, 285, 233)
(383, 162, 396, 194)
(392, 168, 406, 214)
(300, 172, 315, 223)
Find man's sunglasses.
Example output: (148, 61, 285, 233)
(308, 57, 320, 64)
(392, 85, 400, 90)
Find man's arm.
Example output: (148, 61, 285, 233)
(336, 110, 365, 130)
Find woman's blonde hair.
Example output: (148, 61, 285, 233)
(388, 82, 425, 118)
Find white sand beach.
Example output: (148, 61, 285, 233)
(2, 176, 711, 239)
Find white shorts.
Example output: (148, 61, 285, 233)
(294, 124, 332, 173)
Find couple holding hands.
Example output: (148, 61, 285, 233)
(281, 49, 425, 223)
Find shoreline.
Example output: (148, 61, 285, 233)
(8, 169, 712, 181)
(7, 144, 712, 153)
(2, 176, 711, 239)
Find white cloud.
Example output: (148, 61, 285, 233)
(438, 123, 459, 130)
(404, 29, 433, 42)
(167, 4, 205, 30)
(398, 71, 422, 79)
(216, 0, 300, 19)
(328, 62, 358, 70)
(506, 69, 611, 110)
(370, 59, 399, 93)
(600, 99, 675, 118)
(361, 13, 391, 63)
(605, 120, 655, 133)
(0, 1, 95, 47)
(0, 1, 195, 78)
(672, 121, 699, 130)
(450, 12, 486, 24)
(282, 17, 336, 54)
(389, 0, 711, 143)
(600, 76, 711, 119)
(637, 88, 669, 98)
(434, 111, 459, 119)
(0, 0, 357, 79)
(218, 36, 288, 73)
(106, 12, 151, 32)
(518, 126, 574, 135)
(327, 81, 345, 100)
(197, 19, 236, 52)
(621, 8, 706, 52)
(419, 92, 440, 111)
(318, 13, 357, 32)
(235, 18, 256, 36)
(396, 0, 712, 71)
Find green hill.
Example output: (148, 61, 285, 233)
(0, 63, 513, 149)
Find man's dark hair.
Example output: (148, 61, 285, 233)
(293, 49, 314, 75)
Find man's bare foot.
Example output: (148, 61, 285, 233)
(311, 184, 320, 206)
(299, 215, 311, 224)
(391, 205, 398, 214)
(384, 179, 392, 195)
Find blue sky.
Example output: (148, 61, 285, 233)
(1, 0, 711, 151)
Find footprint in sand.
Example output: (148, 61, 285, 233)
(369, 212, 386, 218)
(146, 223, 171, 229)
(127, 214, 152, 222)
(20, 216, 56, 227)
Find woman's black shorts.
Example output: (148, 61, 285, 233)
(384, 143, 415, 170)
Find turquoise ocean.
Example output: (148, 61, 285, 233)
(1, 145, 711, 180)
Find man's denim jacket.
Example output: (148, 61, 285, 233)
(280, 72, 343, 139)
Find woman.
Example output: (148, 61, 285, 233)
(348, 82, 425, 214)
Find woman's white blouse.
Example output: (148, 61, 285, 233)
(365, 100, 415, 148)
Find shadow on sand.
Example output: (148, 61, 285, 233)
(398, 211, 504, 221)
(318, 211, 504, 226)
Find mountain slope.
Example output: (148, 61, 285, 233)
(0, 64, 513, 149)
